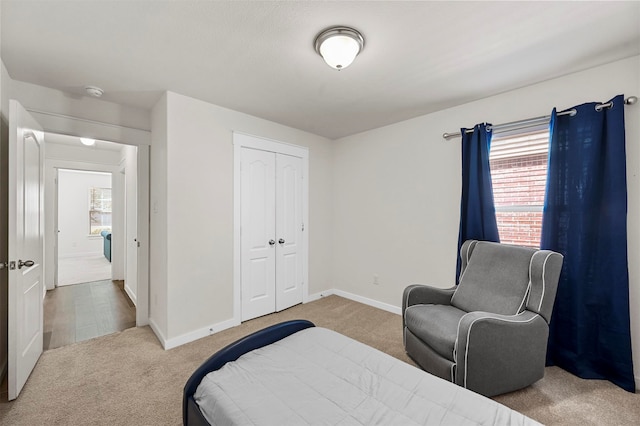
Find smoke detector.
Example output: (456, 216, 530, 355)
(84, 85, 104, 98)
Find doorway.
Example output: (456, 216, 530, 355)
(56, 169, 113, 287)
(43, 133, 139, 349)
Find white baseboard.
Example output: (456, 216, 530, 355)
(58, 251, 103, 259)
(124, 284, 137, 307)
(306, 290, 330, 302)
(149, 290, 400, 350)
(148, 318, 167, 348)
(308, 288, 401, 316)
(162, 317, 240, 350)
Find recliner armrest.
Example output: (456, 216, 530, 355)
(454, 310, 549, 396)
(402, 285, 456, 320)
(403, 285, 456, 308)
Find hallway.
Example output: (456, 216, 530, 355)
(43, 280, 136, 350)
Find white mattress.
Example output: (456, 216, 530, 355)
(195, 327, 539, 426)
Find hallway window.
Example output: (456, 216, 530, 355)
(89, 187, 112, 234)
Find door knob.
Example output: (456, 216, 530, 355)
(268, 239, 276, 246)
(278, 239, 285, 244)
(18, 260, 35, 269)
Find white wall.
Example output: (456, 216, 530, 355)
(331, 55, 640, 385)
(150, 91, 334, 344)
(57, 170, 111, 257)
(45, 142, 122, 165)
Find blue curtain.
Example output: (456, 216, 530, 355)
(456, 123, 499, 280)
(542, 95, 635, 392)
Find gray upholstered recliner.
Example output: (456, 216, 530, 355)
(402, 240, 563, 397)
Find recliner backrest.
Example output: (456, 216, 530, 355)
(525, 250, 563, 322)
(451, 241, 537, 315)
(458, 240, 478, 278)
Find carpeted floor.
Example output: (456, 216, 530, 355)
(0, 295, 638, 425)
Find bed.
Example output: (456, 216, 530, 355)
(183, 320, 539, 426)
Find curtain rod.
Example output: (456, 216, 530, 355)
(442, 95, 638, 140)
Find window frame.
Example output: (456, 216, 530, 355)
(490, 125, 550, 248)
(89, 186, 112, 235)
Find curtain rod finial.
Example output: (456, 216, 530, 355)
(625, 96, 637, 105)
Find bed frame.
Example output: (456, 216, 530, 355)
(182, 320, 316, 426)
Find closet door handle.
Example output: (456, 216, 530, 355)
(278, 239, 285, 244)
(268, 240, 276, 246)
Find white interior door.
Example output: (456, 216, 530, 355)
(8, 100, 45, 400)
(275, 154, 303, 311)
(241, 148, 276, 321)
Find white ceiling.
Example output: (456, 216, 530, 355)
(2, 1, 639, 139)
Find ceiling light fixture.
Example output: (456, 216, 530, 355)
(80, 137, 96, 146)
(314, 26, 364, 70)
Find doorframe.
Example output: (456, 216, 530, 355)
(232, 132, 309, 324)
(28, 108, 151, 327)
(45, 149, 149, 326)
(47, 162, 119, 290)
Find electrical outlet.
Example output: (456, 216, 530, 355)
(373, 274, 380, 285)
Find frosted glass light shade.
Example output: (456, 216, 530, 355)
(80, 137, 95, 146)
(314, 27, 364, 70)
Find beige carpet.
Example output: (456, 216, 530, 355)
(57, 254, 112, 286)
(1, 295, 638, 425)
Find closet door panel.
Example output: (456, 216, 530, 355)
(275, 154, 303, 312)
(240, 148, 276, 321)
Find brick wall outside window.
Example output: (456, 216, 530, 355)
(490, 132, 549, 248)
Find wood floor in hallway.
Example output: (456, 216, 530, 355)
(43, 280, 136, 350)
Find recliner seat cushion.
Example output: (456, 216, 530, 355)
(404, 304, 467, 361)
(451, 242, 535, 315)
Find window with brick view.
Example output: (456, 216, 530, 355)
(489, 129, 549, 248)
(89, 187, 112, 235)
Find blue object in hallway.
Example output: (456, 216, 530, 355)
(100, 230, 112, 262)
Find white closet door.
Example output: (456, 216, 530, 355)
(240, 148, 276, 321)
(275, 154, 303, 311)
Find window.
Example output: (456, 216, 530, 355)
(89, 187, 112, 235)
(490, 129, 549, 248)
